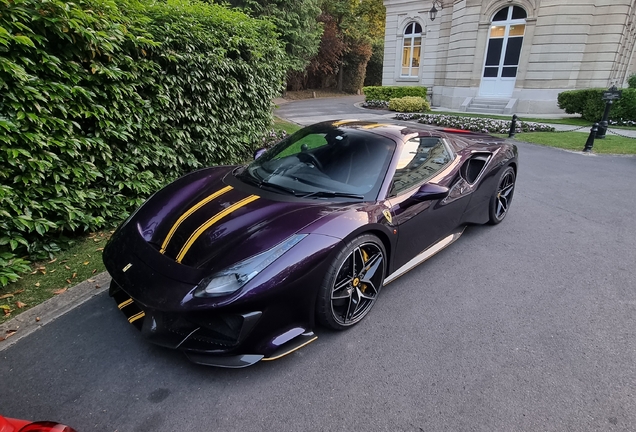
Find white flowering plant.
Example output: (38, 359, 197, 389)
(260, 129, 289, 149)
(394, 113, 556, 133)
(361, 100, 390, 109)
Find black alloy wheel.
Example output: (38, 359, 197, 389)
(489, 166, 516, 224)
(317, 234, 386, 330)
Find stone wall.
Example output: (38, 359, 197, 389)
(382, 0, 636, 113)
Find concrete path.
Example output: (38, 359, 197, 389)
(275, 95, 393, 125)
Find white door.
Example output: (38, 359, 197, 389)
(479, 6, 527, 97)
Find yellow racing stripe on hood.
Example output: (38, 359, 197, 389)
(160, 185, 233, 254)
(175, 195, 260, 263)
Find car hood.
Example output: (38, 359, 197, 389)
(128, 166, 344, 272)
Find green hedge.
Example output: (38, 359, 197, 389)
(388, 96, 430, 113)
(0, 0, 285, 286)
(363, 86, 427, 101)
(557, 88, 636, 122)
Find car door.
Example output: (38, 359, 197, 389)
(385, 136, 464, 271)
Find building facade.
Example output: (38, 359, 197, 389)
(382, 0, 636, 114)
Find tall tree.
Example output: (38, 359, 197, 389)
(318, 0, 385, 92)
(222, 0, 323, 73)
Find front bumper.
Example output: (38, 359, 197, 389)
(104, 222, 340, 367)
(110, 281, 268, 367)
(111, 278, 319, 367)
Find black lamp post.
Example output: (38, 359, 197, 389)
(429, 0, 442, 21)
(597, 85, 621, 139)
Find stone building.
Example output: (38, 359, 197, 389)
(381, 0, 636, 114)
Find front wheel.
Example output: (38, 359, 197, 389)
(488, 166, 516, 224)
(316, 234, 386, 330)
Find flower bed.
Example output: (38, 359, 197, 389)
(261, 129, 289, 148)
(361, 100, 390, 109)
(394, 113, 556, 133)
(609, 119, 636, 127)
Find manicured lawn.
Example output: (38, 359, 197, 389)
(273, 116, 302, 135)
(0, 232, 111, 325)
(511, 132, 636, 154)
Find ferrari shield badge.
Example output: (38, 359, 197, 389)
(382, 209, 393, 225)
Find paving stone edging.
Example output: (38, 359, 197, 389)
(0, 271, 111, 352)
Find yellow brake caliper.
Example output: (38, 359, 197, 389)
(360, 248, 369, 293)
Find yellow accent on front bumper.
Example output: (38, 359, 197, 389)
(128, 311, 145, 323)
(118, 298, 133, 310)
(261, 336, 318, 361)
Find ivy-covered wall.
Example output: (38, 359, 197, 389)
(0, 0, 286, 285)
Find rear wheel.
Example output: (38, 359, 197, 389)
(316, 234, 386, 330)
(488, 166, 516, 224)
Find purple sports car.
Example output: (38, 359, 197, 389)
(103, 120, 518, 368)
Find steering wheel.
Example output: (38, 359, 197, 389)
(298, 151, 323, 171)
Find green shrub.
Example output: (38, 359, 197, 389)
(557, 89, 589, 115)
(363, 86, 427, 101)
(558, 88, 636, 122)
(388, 96, 430, 113)
(0, 0, 285, 286)
(628, 74, 636, 89)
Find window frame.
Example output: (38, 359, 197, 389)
(400, 22, 423, 78)
(482, 6, 527, 80)
(387, 136, 455, 198)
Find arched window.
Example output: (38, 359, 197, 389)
(484, 6, 527, 79)
(401, 22, 422, 77)
(479, 5, 527, 97)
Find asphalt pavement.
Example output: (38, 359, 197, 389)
(1, 97, 635, 431)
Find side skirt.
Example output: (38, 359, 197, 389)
(383, 227, 465, 286)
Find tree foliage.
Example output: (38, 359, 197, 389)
(221, 0, 323, 73)
(289, 13, 346, 90)
(299, 0, 385, 92)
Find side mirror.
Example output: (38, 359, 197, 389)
(253, 148, 267, 160)
(411, 183, 450, 202)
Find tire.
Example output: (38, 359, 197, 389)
(316, 234, 387, 330)
(488, 166, 516, 225)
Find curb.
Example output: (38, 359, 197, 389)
(0, 271, 111, 351)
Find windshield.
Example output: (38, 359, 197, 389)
(238, 124, 396, 200)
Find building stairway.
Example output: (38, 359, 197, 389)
(464, 98, 510, 115)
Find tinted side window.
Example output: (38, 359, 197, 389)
(389, 137, 451, 196)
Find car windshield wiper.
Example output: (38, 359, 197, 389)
(299, 191, 364, 200)
(257, 180, 298, 195)
(237, 172, 298, 196)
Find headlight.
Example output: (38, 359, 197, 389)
(193, 234, 307, 298)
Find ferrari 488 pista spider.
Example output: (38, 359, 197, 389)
(103, 120, 518, 368)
